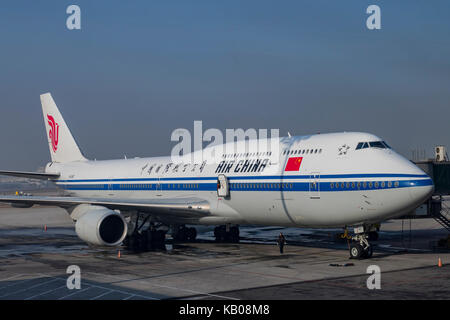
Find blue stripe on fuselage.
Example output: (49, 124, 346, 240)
(57, 178, 433, 192)
(56, 173, 429, 183)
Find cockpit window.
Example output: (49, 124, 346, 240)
(369, 141, 385, 148)
(356, 141, 391, 150)
(356, 142, 369, 150)
(382, 141, 391, 149)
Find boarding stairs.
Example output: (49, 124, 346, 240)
(431, 196, 450, 232)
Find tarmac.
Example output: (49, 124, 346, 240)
(0, 205, 449, 300)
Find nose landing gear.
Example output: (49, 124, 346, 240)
(346, 225, 378, 259)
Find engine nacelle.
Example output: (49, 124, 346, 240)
(72, 204, 127, 246)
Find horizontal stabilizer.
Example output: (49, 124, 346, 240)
(0, 170, 60, 180)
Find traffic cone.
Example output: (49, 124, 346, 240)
(118, 250, 121, 258)
(438, 257, 442, 267)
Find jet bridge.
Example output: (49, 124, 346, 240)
(406, 160, 450, 232)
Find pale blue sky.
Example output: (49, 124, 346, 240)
(0, 1, 449, 170)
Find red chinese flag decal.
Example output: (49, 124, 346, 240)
(285, 157, 303, 171)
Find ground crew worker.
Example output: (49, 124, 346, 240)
(277, 232, 286, 254)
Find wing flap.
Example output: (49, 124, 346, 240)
(0, 195, 210, 218)
(0, 170, 60, 180)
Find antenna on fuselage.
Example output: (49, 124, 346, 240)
(287, 132, 292, 138)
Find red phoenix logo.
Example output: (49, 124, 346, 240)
(47, 114, 59, 152)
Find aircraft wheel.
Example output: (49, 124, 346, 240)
(155, 230, 166, 250)
(230, 226, 240, 243)
(174, 226, 188, 242)
(349, 243, 364, 259)
(214, 226, 225, 242)
(365, 246, 373, 258)
(187, 227, 197, 241)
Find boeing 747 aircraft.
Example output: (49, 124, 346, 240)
(0, 93, 434, 259)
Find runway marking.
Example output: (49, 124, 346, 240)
(123, 294, 135, 300)
(25, 284, 67, 300)
(33, 274, 160, 300)
(0, 277, 60, 298)
(0, 276, 40, 291)
(58, 286, 92, 300)
(90, 290, 114, 300)
(87, 271, 240, 300)
(80, 283, 158, 300)
(0, 274, 24, 283)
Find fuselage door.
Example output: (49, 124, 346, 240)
(156, 176, 162, 196)
(309, 172, 320, 199)
(107, 178, 114, 197)
(217, 174, 230, 197)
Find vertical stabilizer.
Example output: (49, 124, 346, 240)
(40, 93, 87, 163)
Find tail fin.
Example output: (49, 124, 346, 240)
(40, 93, 87, 163)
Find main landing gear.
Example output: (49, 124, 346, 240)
(123, 214, 167, 252)
(173, 225, 197, 242)
(214, 225, 240, 243)
(345, 225, 378, 259)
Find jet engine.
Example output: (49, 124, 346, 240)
(72, 204, 128, 246)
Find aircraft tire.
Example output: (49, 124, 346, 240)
(349, 243, 364, 259)
(365, 246, 373, 258)
(187, 227, 197, 241)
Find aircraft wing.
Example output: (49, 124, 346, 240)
(0, 170, 60, 180)
(0, 195, 210, 219)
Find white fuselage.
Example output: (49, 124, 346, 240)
(46, 132, 434, 228)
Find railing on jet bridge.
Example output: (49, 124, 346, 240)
(430, 196, 450, 232)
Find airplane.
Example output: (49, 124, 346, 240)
(0, 93, 434, 259)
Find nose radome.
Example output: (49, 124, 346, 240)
(409, 182, 434, 206)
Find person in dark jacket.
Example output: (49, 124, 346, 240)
(277, 233, 286, 254)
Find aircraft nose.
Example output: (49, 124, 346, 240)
(409, 179, 434, 206)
